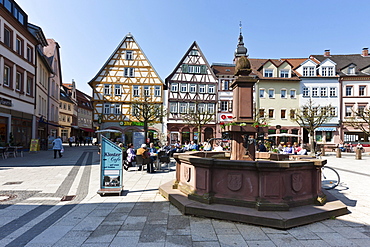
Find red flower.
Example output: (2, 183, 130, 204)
(220, 122, 225, 125)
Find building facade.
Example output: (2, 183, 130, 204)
(165, 41, 218, 144)
(89, 33, 164, 147)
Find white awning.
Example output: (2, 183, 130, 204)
(315, 127, 336, 132)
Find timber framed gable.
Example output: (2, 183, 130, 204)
(88, 33, 164, 124)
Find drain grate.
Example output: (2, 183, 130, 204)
(61, 195, 76, 201)
(3, 181, 23, 185)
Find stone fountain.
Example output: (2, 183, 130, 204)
(159, 31, 348, 229)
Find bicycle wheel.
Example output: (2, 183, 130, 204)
(321, 166, 340, 190)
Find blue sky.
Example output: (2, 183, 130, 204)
(16, 0, 370, 96)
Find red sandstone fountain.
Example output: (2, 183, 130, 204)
(159, 30, 348, 229)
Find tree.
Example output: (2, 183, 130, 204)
(291, 99, 333, 155)
(181, 102, 215, 144)
(131, 96, 166, 144)
(344, 107, 370, 136)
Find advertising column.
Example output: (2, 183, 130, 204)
(97, 135, 123, 195)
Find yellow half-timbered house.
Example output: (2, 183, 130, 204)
(88, 33, 164, 146)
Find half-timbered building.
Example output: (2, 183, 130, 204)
(165, 41, 218, 145)
(88, 33, 164, 147)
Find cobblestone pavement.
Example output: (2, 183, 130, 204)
(0, 146, 370, 246)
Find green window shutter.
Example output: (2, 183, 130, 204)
(182, 64, 189, 73)
(200, 65, 207, 74)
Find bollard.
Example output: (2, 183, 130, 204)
(356, 148, 362, 160)
(336, 148, 342, 158)
(321, 147, 325, 156)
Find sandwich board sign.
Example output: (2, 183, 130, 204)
(97, 135, 123, 195)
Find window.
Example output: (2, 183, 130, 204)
(171, 83, 178, 92)
(280, 70, 289, 78)
(359, 86, 366, 96)
(190, 84, 196, 93)
(348, 67, 355, 75)
(329, 87, 337, 97)
(264, 69, 273, 77)
(3, 65, 11, 86)
(303, 66, 315, 76)
(114, 85, 121, 95)
(259, 89, 265, 98)
(259, 109, 265, 118)
(290, 89, 296, 98)
(189, 65, 200, 74)
(170, 103, 178, 113)
(15, 72, 22, 91)
(220, 101, 228, 111)
(345, 105, 352, 117)
(281, 89, 287, 98)
(268, 89, 274, 98)
(154, 86, 161, 97)
(198, 103, 205, 113)
(26, 46, 33, 63)
(312, 107, 318, 115)
(180, 103, 187, 113)
(268, 109, 274, 118)
(133, 85, 139, 97)
(302, 87, 309, 97)
(68, 104, 71, 111)
(358, 105, 365, 116)
(182, 64, 206, 74)
(281, 109, 286, 119)
(223, 80, 230, 90)
(208, 104, 214, 114)
(199, 85, 205, 93)
(180, 84, 187, 92)
(190, 50, 198, 56)
(346, 86, 353, 96)
(312, 87, 318, 97)
(329, 107, 337, 117)
(320, 87, 327, 97)
(124, 67, 135, 77)
(26, 77, 32, 95)
(208, 85, 215, 94)
(104, 85, 111, 95)
(290, 109, 295, 119)
(126, 50, 133, 60)
(104, 104, 110, 114)
(114, 104, 121, 115)
(322, 67, 334, 77)
(4, 26, 12, 48)
(189, 103, 196, 113)
(16, 37, 23, 55)
(144, 86, 150, 96)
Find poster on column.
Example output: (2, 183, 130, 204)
(99, 135, 123, 193)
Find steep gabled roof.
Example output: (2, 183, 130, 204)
(88, 33, 163, 86)
(165, 41, 217, 85)
(311, 54, 370, 75)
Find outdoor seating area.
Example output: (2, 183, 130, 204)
(0, 146, 24, 159)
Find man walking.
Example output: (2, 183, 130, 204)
(52, 136, 63, 159)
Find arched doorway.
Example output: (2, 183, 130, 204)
(204, 127, 214, 142)
(181, 127, 190, 144)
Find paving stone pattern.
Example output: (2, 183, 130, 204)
(0, 146, 370, 246)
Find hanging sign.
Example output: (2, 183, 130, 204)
(97, 135, 123, 195)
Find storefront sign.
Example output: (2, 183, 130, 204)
(100, 136, 123, 190)
(119, 121, 144, 126)
(0, 97, 12, 107)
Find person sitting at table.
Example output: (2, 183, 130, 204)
(124, 143, 136, 171)
(137, 144, 152, 173)
(148, 143, 157, 173)
(283, 143, 294, 154)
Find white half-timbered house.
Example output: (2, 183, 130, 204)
(88, 33, 164, 146)
(165, 41, 218, 145)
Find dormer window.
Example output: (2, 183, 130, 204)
(280, 70, 289, 78)
(264, 69, 273, 77)
(303, 66, 315, 76)
(348, 66, 355, 75)
(321, 66, 334, 76)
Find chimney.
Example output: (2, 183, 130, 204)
(362, 48, 369, 57)
(324, 50, 330, 57)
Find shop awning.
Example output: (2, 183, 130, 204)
(315, 127, 336, 131)
(38, 117, 64, 128)
(80, 127, 95, 132)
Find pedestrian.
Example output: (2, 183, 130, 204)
(125, 143, 136, 171)
(68, 136, 74, 147)
(148, 143, 157, 173)
(52, 136, 63, 159)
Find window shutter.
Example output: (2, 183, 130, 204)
(182, 64, 188, 73)
(229, 101, 232, 112)
(218, 101, 221, 111)
(200, 65, 206, 74)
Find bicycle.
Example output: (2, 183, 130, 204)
(321, 166, 340, 190)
